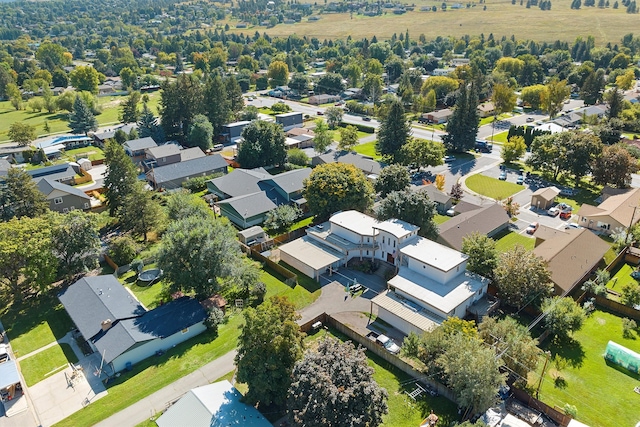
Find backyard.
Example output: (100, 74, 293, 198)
(493, 229, 535, 252)
(533, 309, 640, 427)
(353, 140, 381, 160)
(606, 262, 638, 294)
(465, 174, 524, 200)
(19, 343, 78, 387)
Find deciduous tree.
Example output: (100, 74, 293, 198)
(592, 144, 638, 188)
(501, 136, 527, 164)
(304, 163, 374, 220)
(69, 65, 101, 94)
(312, 119, 333, 154)
(50, 211, 101, 276)
(288, 338, 388, 427)
(338, 125, 360, 151)
(461, 232, 498, 278)
(494, 244, 552, 309)
(492, 83, 517, 118)
(374, 164, 410, 197)
(268, 60, 289, 87)
(236, 296, 304, 407)
(377, 190, 438, 239)
(187, 114, 214, 151)
(541, 78, 570, 118)
(237, 120, 287, 168)
(399, 138, 445, 170)
(264, 204, 302, 234)
(120, 182, 164, 242)
(541, 297, 586, 338)
(8, 122, 36, 146)
(325, 106, 343, 129)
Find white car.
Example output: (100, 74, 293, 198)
(547, 207, 560, 216)
(376, 334, 401, 355)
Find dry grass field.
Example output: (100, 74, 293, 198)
(228, 0, 640, 45)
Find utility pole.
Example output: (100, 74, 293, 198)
(535, 350, 551, 399)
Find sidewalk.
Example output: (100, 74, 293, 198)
(94, 350, 237, 427)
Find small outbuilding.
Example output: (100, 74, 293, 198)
(531, 186, 561, 211)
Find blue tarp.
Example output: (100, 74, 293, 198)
(0, 360, 20, 389)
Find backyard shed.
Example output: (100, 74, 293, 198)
(604, 340, 640, 373)
(531, 186, 561, 210)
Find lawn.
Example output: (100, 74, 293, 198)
(353, 140, 382, 160)
(493, 230, 535, 252)
(465, 174, 524, 200)
(0, 292, 74, 357)
(289, 215, 314, 232)
(434, 214, 451, 225)
(533, 310, 640, 427)
(329, 128, 369, 142)
(488, 131, 508, 143)
(20, 343, 79, 387)
(54, 314, 244, 427)
(63, 146, 105, 161)
(118, 270, 166, 309)
(555, 188, 600, 212)
(606, 262, 638, 293)
(263, 266, 321, 310)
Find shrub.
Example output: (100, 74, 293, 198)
(130, 258, 144, 273)
(251, 281, 267, 304)
(271, 101, 291, 113)
(582, 298, 596, 315)
(563, 403, 578, 418)
(182, 172, 222, 193)
(204, 307, 225, 334)
(620, 282, 640, 307)
(622, 318, 637, 339)
(109, 235, 139, 266)
(287, 148, 309, 166)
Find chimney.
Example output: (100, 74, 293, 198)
(101, 319, 112, 332)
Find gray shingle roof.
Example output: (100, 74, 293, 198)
(418, 184, 453, 205)
(208, 168, 271, 198)
(124, 137, 158, 151)
(179, 147, 205, 161)
(146, 144, 181, 158)
(263, 168, 311, 195)
(314, 151, 384, 175)
(37, 177, 90, 200)
(437, 204, 510, 251)
(94, 297, 207, 363)
(150, 154, 228, 184)
(218, 191, 278, 218)
(58, 276, 146, 340)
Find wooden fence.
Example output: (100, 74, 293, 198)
(74, 168, 93, 185)
(510, 388, 572, 426)
(594, 295, 640, 321)
(240, 241, 298, 286)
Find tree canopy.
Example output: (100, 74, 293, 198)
(374, 164, 410, 197)
(461, 232, 498, 279)
(103, 140, 138, 217)
(377, 190, 438, 239)
(376, 98, 411, 162)
(237, 120, 287, 168)
(494, 244, 552, 309)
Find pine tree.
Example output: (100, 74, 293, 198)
(104, 140, 139, 217)
(204, 74, 231, 135)
(119, 91, 141, 124)
(606, 87, 625, 119)
(442, 83, 479, 152)
(225, 75, 244, 117)
(376, 98, 412, 162)
(137, 102, 165, 143)
(68, 96, 98, 135)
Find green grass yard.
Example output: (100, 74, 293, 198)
(493, 230, 535, 252)
(20, 343, 79, 387)
(262, 267, 321, 310)
(465, 174, 524, 200)
(488, 131, 508, 143)
(353, 140, 382, 160)
(533, 310, 640, 427)
(606, 262, 638, 293)
(434, 214, 451, 225)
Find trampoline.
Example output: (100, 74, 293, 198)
(138, 268, 163, 286)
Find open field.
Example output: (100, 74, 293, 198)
(533, 309, 640, 427)
(20, 343, 78, 387)
(465, 174, 524, 200)
(227, 1, 639, 45)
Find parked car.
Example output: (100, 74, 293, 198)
(376, 334, 401, 355)
(516, 176, 524, 185)
(316, 111, 324, 115)
(526, 222, 539, 234)
(547, 207, 560, 217)
(560, 210, 573, 219)
(565, 223, 582, 230)
(498, 171, 507, 180)
(526, 117, 534, 122)
(475, 140, 493, 153)
(446, 207, 456, 217)
(349, 283, 364, 294)
(362, 116, 372, 121)
(559, 187, 578, 196)
(444, 155, 455, 163)
(631, 271, 640, 280)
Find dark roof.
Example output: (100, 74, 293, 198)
(0, 159, 11, 177)
(146, 144, 181, 159)
(437, 204, 510, 251)
(262, 168, 311, 195)
(124, 137, 158, 151)
(418, 184, 453, 205)
(58, 276, 146, 341)
(218, 192, 278, 219)
(179, 147, 206, 161)
(37, 177, 90, 200)
(150, 154, 228, 185)
(94, 297, 207, 363)
(208, 168, 271, 198)
(27, 163, 76, 181)
(313, 151, 384, 175)
(92, 124, 137, 141)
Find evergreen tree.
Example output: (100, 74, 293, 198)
(187, 114, 214, 151)
(160, 74, 204, 143)
(1, 168, 48, 220)
(204, 74, 231, 135)
(580, 70, 605, 105)
(606, 87, 625, 119)
(376, 98, 411, 162)
(137, 102, 165, 143)
(225, 75, 244, 117)
(119, 91, 141, 124)
(103, 140, 138, 217)
(68, 96, 98, 135)
(442, 83, 479, 152)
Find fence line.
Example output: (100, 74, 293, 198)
(510, 388, 572, 427)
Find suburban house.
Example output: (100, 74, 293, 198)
(531, 186, 561, 210)
(417, 185, 454, 214)
(147, 154, 228, 191)
(91, 124, 137, 147)
(552, 105, 607, 128)
(143, 145, 205, 170)
(436, 204, 510, 251)
(286, 127, 315, 138)
(27, 163, 78, 185)
(221, 121, 251, 143)
(275, 112, 303, 131)
(123, 137, 158, 162)
(207, 167, 311, 228)
(37, 178, 91, 213)
(431, 68, 455, 76)
(59, 276, 207, 374)
(279, 210, 489, 334)
(285, 134, 314, 149)
(576, 187, 640, 234)
(421, 109, 453, 124)
(156, 381, 271, 427)
(533, 226, 610, 295)
(476, 102, 495, 118)
(308, 94, 341, 105)
(312, 151, 384, 177)
(0, 159, 10, 178)
(0, 144, 31, 163)
(35, 135, 93, 158)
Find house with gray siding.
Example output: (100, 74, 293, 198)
(123, 137, 158, 162)
(59, 276, 207, 374)
(27, 163, 78, 185)
(147, 154, 228, 190)
(37, 178, 91, 213)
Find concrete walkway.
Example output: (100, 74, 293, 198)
(94, 350, 238, 427)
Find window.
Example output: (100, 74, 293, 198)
(162, 157, 166, 162)
(382, 237, 385, 244)
(181, 328, 189, 334)
(393, 240, 396, 248)
(366, 250, 369, 255)
(54, 197, 63, 205)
